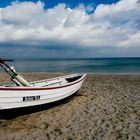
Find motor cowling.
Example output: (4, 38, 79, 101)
(8, 66, 30, 87)
(13, 74, 30, 87)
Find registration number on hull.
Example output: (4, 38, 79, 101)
(23, 96, 40, 102)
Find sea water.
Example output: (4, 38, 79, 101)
(1, 58, 140, 74)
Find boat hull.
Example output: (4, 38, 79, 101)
(0, 74, 86, 110)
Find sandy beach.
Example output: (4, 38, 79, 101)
(0, 73, 140, 140)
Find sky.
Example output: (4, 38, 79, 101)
(0, 0, 140, 58)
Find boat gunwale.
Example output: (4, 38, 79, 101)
(0, 74, 86, 91)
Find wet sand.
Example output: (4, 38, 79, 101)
(0, 73, 140, 140)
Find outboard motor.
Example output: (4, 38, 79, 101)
(0, 59, 30, 87)
(7, 66, 30, 87)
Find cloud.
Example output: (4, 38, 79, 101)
(0, 0, 140, 57)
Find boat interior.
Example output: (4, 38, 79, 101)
(1, 74, 83, 88)
(30, 74, 82, 87)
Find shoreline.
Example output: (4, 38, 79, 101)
(0, 73, 140, 140)
(1, 71, 140, 75)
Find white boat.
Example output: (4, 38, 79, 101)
(0, 59, 86, 110)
